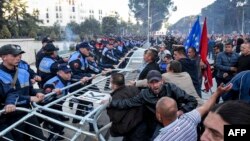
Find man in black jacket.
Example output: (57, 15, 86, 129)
(107, 73, 145, 141)
(108, 70, 197, 140)
(173, 47, 201, 97)
(138, 49, 160, 80)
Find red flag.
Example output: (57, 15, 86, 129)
(200, 17, 213, 92)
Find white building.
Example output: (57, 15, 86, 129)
(26, 0, 128, 27)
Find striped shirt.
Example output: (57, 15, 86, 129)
(154, 110, 201, 141)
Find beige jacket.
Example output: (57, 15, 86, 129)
(135, 72, 203, 107)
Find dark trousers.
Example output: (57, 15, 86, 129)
(123, 122, 147, 141)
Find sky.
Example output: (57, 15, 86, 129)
(115, 0, 216, 24)
(166, 0, 216, 24)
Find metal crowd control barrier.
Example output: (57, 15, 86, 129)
(0, 47, 146, 141)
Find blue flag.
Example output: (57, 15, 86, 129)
(184, 17, 201, 52)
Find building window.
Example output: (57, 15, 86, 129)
(60, 13, 62, 18)
(73, 16, 75, 19)
(46, 8, 49, 12)
(59, 6, 62, 11)
(72, 0, 75, 5)
(56, 13, 59, 18)
(47, 20, 49, 23)
(99, 10, 102, 14)
(72, 7, 75, 12)
(56, 6, 58, 11)
(46, 13, 49, 18)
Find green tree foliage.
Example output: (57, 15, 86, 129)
(0, 25, 11, 38)
(1, 0, 41, 38)
(80, 18, 101, 36)
(129, 0, 175, 31)
(102, 16, 118, 35)
(28, 29, 37, 38)
(201, 0, 250, 34)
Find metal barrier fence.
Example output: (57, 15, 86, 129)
(0, 48, 146, 141)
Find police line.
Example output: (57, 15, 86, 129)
(0, 47, 146, 141)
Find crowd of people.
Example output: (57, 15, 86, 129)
(0, 33, 250, 141)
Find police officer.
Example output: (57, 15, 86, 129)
(35, 36, 54, 69)
(0, 44, 45, 141)
(9, 44, 42, 84)
(68, 42, 94, 78)
(38, 43, 63, 87)
(42, 64, 89, 140)
(101, 39, 119, 69)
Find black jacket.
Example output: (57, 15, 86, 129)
(107, 86, 143, 136)
(179, 58, 200, 95)
(138, 62, 160, 80)
(110, 83, 197, 114)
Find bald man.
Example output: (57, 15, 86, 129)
(154, 83, 233, 141)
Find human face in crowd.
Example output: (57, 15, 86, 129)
(240, 43, 250, 56)
(148, 80, 163, 94)
(110, 78, 117, 91)
(143, 51, 151, 63)
(159, 46, 165, 52)
(79, 48, 90, 57)
(1, 54, 21, 68)
(107, 44, 114, 50)
(164, 57, 172, 64)
(58, 70, 71, 81)
(201, 112, 228, 141)
(173, 51, 181, 61)
(225, 44, 233, 53)
(187, 48, 196, 59)
(214, 47, 220, 54)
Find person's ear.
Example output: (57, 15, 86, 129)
(156, 112, 162, 122)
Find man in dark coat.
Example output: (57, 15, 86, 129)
(107, 73, 145, 141)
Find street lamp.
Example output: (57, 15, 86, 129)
(237, 0, 248, 34)
(147, 0, 150, 47)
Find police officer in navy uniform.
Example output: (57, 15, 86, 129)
(101, 39, 119, 69)
(9, 44, 42, 84)
(38, 43, 64, 88)
(0, 44, 46, 141)
(68, 42, 94, 78)
(35, 36, 54, 70)
(42, 64, 89, 140)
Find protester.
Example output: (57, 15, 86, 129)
(201, 100, 250, 141)
(154, 83, 232, 141)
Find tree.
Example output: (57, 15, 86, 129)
(3, 0, 28, 36)
(200, 0, 250, 34)
(0, 25, 11, 38)
(129, 0, 175, 31)
(66, 21, 80, 35)
(80, 18, 101, 36)
(50, 31, 57, 40)
(102, 16, 118, 35)
(28, 29, 37, 38)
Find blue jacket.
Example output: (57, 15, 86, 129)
(223, 71, 250, 102)
(216, 52, 239, 79)
(44, 75, 70, 95)
(38, 56, 59, 86)
(18, 60, 36, 79)
(68, 51, 92, 77)
(0, 64, 37, 108)
(101, 47, 119, 65)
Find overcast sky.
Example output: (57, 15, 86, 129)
(115, 0, 216, 24)
(168, 0, 216, 24)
